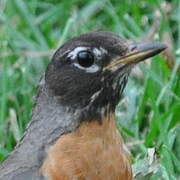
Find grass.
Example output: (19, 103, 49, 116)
(0, 0, 179, 179)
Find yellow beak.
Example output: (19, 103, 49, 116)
(104, 42, 167, 71)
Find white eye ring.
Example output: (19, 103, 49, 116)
(73, 63, 100, 73)
(67, 46, 108, 73)
(68, 47, 88, 60)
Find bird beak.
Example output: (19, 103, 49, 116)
(103, 41, 167, 71)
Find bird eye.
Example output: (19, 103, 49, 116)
(77, 51, 94, 67)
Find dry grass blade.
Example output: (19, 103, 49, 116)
(9, 109, 21, 142)
(162, 32, 176, 70)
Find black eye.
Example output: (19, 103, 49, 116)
(77, 51, 94, 67)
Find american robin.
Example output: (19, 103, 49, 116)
(0, 31, 166, 180)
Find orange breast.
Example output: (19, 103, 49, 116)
(41, 114, 132, 180)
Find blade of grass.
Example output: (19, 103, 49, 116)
(12, 0, 48, 49)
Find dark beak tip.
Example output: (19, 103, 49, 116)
(154, 42, 168, 51)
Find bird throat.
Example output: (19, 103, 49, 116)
(40, 113, 132, 179)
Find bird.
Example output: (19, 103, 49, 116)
(0, 31, 166, 180)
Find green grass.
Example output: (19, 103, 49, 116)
(0, 0, 180, 179)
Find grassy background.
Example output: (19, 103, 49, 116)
(0, 0, 179, 179)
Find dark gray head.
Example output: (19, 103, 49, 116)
(45, 31, 166, 121)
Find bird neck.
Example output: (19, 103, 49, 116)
(1, 77, 116, 174)
(1, 79, 82, 173)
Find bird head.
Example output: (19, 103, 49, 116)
(45, 31, 166, 121)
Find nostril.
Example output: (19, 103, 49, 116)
(129, 44, 138, 52)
